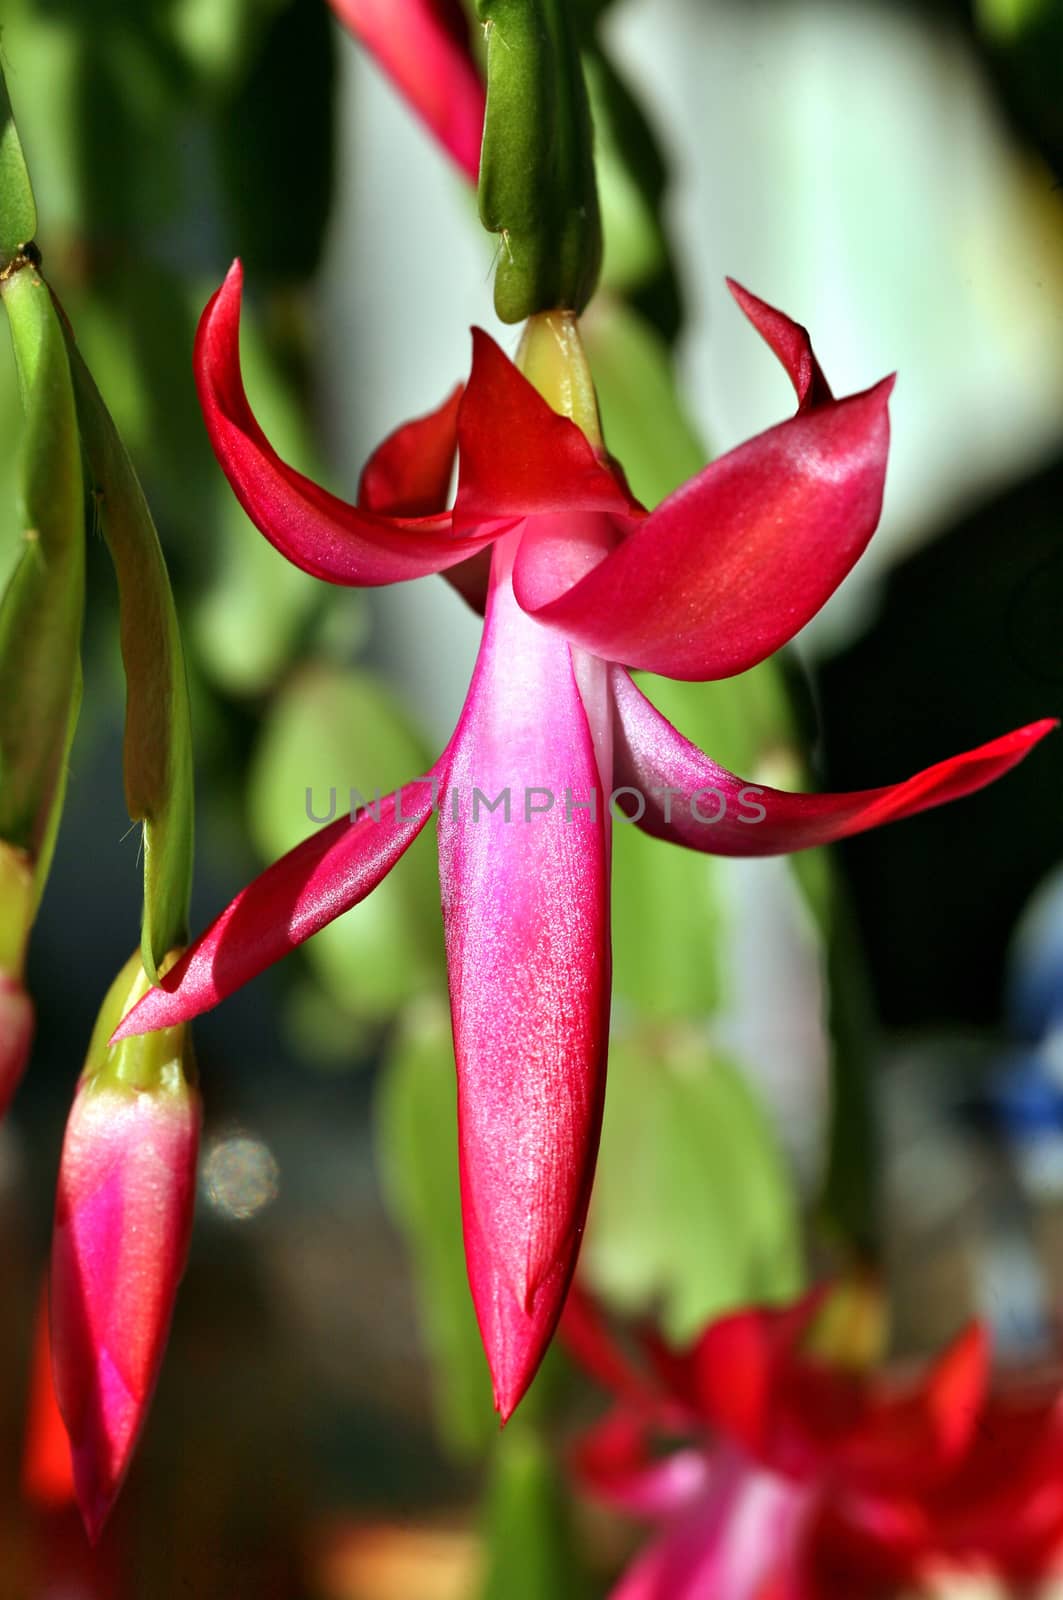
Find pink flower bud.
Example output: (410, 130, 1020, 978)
(0, 970, 33, 1120)
(50, 954, 200, 1542)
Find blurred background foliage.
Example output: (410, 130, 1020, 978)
(1, 0, 1062, 1595)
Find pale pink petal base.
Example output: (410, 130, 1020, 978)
(611, 1451, 815, 1600)
(50, 1081, 200, 1541)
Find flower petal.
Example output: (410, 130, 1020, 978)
(452, 329, 640, 530)
(561, 1284, 661, 1408)
(357, 383, 463, 516)
(111, 774, 440, 1039)
(195, 262, 498, 585)
(22, 1282, 75, 1510)
(827, 1323, 989, 1493)
(654, 1290, 830, 1456)
(726, 280, 832, 411)
(611, 668, 1057, 856)
(438, 540, 610, 1419)
(0, 969, 33, 1120)
(608, 1460, 813, 1600)
(573, 1412, 710, 1519)
(512, 313, 892, 680)
(327, 0, 485, 182)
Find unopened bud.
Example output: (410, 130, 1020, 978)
(50, 951, 200, 1542)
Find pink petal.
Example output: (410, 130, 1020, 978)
(358, 384, 463, 515)
(111, 773, 440, 1039)
(726, 280, 832, 411)
(574, 1412, 710, 1518)
(195, 262, 499, 585)
(611, 668, 1057, 856)
(609, 1456, 814, 1600)
(511, 307, 892, 681)
(327, 0, 485, 182)
(438, 537, 611, 1419)
(452, 329, 641, 530)
(0, 970, 33, 1120)
(50, 1079, 200, 1541)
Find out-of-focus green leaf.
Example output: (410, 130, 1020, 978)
(374, 1004, 495, 1457)
(479, 1426, 590, 1600)
(611, 819, 723, 1022)
(977, 0, 1053, 39)
(0, 64, 36, 267)
(817, 881, 880, 1256)
(585, 298, 704, 508)
(71, 34, 182, 243)
(167, 0, 285, 89)
(583, 1033, 802, 1342)
(248, 664, 444, 1020)
(611, 663, 806, 1023)
(581, 45, 681, 316)
(0, 268, 84, 902)
(214, 0, 335, 283)
(66, 336, 194, 980)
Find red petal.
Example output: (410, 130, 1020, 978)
(560, 1285, 660, 1408)
(438, 538, 611, 1419)
(513, 373, 892, 680)
(572, 1411, 709, 1519)
(0, 970, 33, 1120)
(358, 384, 463, 515)
(661, 1290, 829, 1456)
(111, 774, 440, 1039)
(828, 1323, 989, 1493)
(452, 329, 640, 530)
(327, 0, 485, 182)
(21, 1281, 75, 1510)
(195, 263, 499, 585)
(726, 280, 833, 410)
(611, 668, 1057, 856)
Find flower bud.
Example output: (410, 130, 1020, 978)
(50, 951, 200, 1542)
(0, 969, 33, 1120)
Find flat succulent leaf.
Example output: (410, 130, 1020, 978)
(65, 335, 194, 980)
(479, 1426, 591, 1600)
(0, 268, 84, 899)
(583, 1035, 803, 1343)
(374, 1007, 495, 1457)
(248, 664, 444, 1020)
(0, 64, 36, 269)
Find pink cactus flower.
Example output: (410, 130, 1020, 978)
(564, 1285, 1063, 1597)
(113, 264, 1053, 1420)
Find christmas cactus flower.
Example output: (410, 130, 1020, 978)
(113, 262, 1053, 1419)
(564, 1284, 1063, 1597)
(52, 952, 200, 1542)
